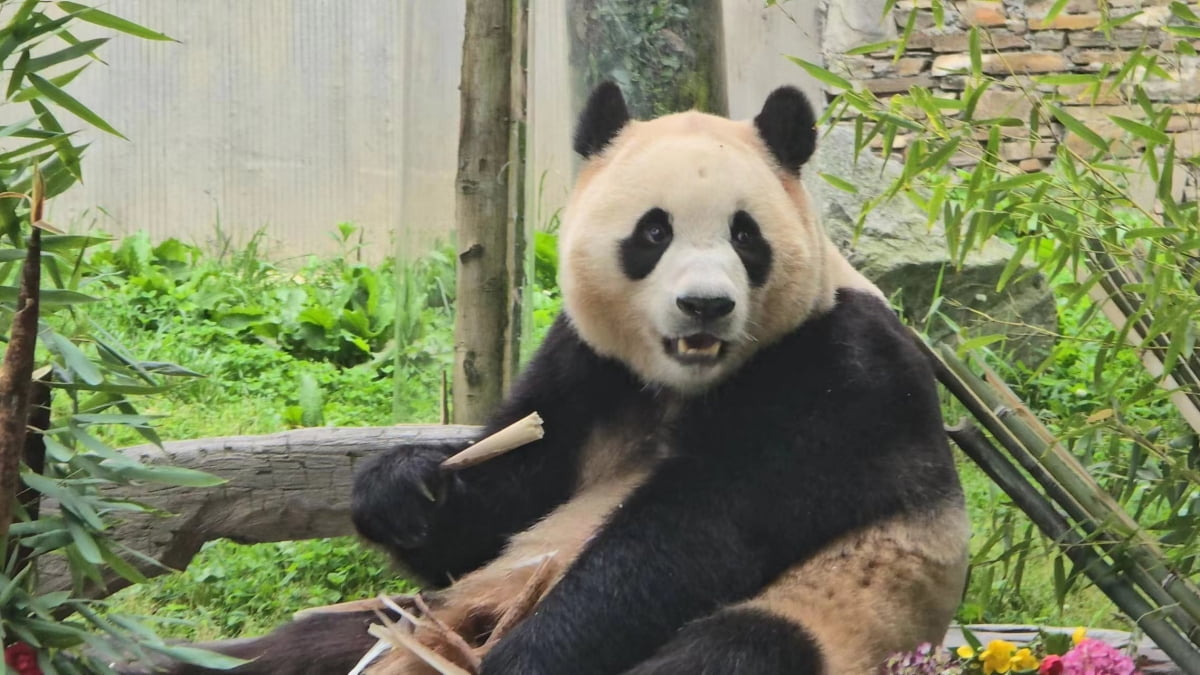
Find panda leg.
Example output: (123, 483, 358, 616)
(622, 607, 825, 675)
(125, 610, 381, 675)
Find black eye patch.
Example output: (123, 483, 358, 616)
(620, 208, 673, 280)
(730, 210, 772, 287)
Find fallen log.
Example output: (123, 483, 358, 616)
(37, 425, 479, 599)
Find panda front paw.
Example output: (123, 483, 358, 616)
(350, 444, 459, 552)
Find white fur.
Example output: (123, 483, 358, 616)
(559, 112, 853, 393)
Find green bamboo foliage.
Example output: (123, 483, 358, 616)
(0, 4, 247, 672)
(786, 0, 1200, 669)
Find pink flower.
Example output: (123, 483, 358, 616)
(1039, 654, 1064, 675)
(1060, 638, 1137, 675)
(4, 642, 43, 675)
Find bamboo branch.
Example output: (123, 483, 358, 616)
(946, 421, 1200, 673)
(920, 334, 1200, 643)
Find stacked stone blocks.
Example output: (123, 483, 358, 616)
(828, 0, 1200, 186)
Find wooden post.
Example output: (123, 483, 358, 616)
(453, 0, 519, 424)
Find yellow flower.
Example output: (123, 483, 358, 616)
(1010, 647, 1039, 672)
(1072, 626, 1087, 645)
(980, 639, 1017, 675)
(956, 645, 976, 659)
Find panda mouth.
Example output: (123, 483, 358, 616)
(664, 333, 725, 364)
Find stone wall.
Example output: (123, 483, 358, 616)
(823, 0, 1200, 199)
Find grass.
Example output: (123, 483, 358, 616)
(85, 226, 1141, 641)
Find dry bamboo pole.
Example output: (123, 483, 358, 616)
(912, 333, 1200, 647)
(947, 421, 1200, 674)
(1084, 241, 1200, 433)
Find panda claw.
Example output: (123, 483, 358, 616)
(418, 481, 438, 502)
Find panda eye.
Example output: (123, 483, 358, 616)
(643, 223, 669, 244)
(634, 208, 672, 246)
(731, 214, 762, 247)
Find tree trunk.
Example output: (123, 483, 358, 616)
(36, 425, 480, 599)
(568, 0, 728, 119)
(454, 0, 517, 424)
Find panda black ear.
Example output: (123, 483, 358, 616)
(753, 86, 818, 174)
(574, 81, 630, 158)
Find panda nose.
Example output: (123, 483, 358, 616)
(676, 295, 735, 320)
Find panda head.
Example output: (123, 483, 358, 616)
(560, 83, 839, 394)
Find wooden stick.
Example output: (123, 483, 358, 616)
(292, 593, 414, 620)
(369, 613, 475, 675)
(413, 594, 483, 672)
(482, 552, 557, 650)
(440, 411, 543, 471)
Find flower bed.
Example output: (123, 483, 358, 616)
(885, 627, 1165, 674)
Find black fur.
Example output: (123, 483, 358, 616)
(479, 289, 960, 674)
(619, 208, 673, 280)
(574, 81, 631, 158)
(150, 289, 958, 675)
(730, 210, 772, 287)
(754, 86, 818, 173)
(353, 314, 648, 585)
(145, 610, 382, 675)
(624, 608, 825, 674)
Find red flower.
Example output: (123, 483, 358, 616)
(4, 642, 43, 675)
(1039, 654, 1064, 675)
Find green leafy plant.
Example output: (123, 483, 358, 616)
(0, 4, 250, 671)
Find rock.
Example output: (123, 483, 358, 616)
(821, 0, 898, 55)
(809, 126, 1057, 360)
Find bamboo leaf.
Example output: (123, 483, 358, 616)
(957, 334, 1005, 355)
(55, 2, 176, 41)
(1170, 1, 1200, 23)
(106, 463, 228, 488)
(969, 27, 982, 78)
(12, 64, 89, 103)
(143, 644, 248, 669)
(26, 38, 108, 72)
(28, 72, 127, 139)
(786, 55, 854, 92)
(65, 516, 103, 564)
(845, 40, 896, 56)
(1109, 115, 1170, 146)
(1043, 0, 1071, 23)
(1036, 73, 1101, 86)
(7, 48, 30, 100)
(1166, 24, 1200, 38)
(818, 172, 859, 193)
(44, 330, 103, 384)
(1048, 104, 1109, 153)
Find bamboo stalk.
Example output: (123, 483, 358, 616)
(440, 412, 543, 471)
(912, 332, 1200, 646)
(929, 340, 1200, 638)
(947, 421, 1200, 674)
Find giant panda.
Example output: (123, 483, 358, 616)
(161, 82, 969, 675)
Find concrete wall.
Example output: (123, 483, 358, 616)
(48, 1, 823, 260)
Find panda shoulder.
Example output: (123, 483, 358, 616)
(816, 288, 934, 386)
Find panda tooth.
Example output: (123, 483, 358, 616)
(677, 338, 721, 357)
